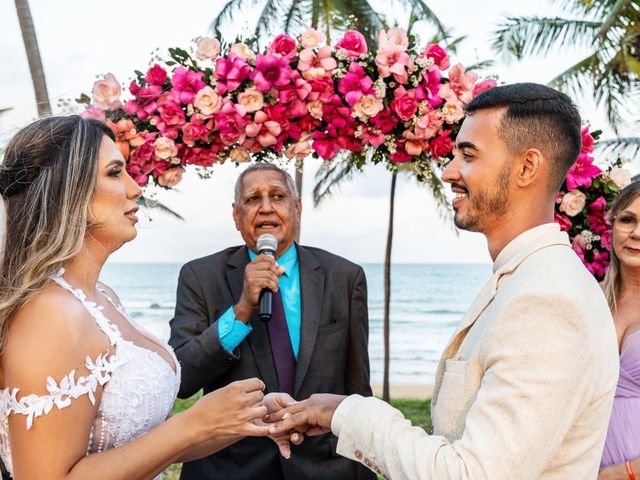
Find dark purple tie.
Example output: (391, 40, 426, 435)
(267, 289, 296, 395)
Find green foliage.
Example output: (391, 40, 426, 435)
(491, 0, 640, 136)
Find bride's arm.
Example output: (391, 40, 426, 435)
(5, 291, 269, 480)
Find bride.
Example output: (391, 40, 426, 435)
(0, 116, 286, 479)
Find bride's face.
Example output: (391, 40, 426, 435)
(88, 136, 142, 252)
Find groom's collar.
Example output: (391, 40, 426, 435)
(493, 223, 570, 275)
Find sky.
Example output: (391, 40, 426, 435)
(1, 0, 635, 265)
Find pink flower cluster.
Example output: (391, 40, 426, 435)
(82, 28, 496, 188)
(554, 128, 631, 279)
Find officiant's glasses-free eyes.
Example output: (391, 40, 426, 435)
(613, 212, 640, 234)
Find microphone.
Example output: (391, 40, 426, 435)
(257, 234, 278, 322)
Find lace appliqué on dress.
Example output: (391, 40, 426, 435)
(0, 351, 124, 430)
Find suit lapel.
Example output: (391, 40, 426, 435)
(226, 247, 279, 392)
(294, 245, 324, 396)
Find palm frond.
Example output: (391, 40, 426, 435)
(255, 0, 284, 41)
(548, 53, 598, 97)
(395, 0, 448, 40)
(283, 0, 306, 33)
(594, 60, 637, 132)
(598, 0, 633, 39)
(465, 59, 495, 71)
(137, 196, 185, 221)
(210, 0, 259, 37)
(340, 0, 386, 48)
(491, 16, 602, 60)
(551, 0, 616, 18)
(598, 136, 640, 161)
(312, 158, 357, 207)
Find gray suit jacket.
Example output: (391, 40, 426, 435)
(169, 244, 375, 480)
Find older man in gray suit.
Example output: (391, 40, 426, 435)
(169, 163, 374, 480)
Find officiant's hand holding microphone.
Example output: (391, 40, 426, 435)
(233, 234, 285, 323)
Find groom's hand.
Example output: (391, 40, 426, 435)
(266, 394, 347, 437)
(256, 392, 304, 459)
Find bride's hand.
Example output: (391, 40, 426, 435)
(183, 378, 271, 441)
(258, 392, 304, 458)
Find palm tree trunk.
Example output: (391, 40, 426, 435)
(15, 0, 51, 117)
(382, 171, 397, 402)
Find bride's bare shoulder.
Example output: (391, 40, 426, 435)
(2, 284, 109, 392)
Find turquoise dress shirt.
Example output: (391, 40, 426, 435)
(217, 244, 301, 359)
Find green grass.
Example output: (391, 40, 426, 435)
(163, 394, 432, 479)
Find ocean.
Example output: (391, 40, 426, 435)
(101, 262, 492, 385)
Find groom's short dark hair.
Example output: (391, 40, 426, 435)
(465, 83, 582, 193)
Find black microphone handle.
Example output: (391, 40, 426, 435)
(259, 288, 273, 321)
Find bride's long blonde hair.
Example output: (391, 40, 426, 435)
(0, 116, 113, 352)
(601, 180, 640, 312)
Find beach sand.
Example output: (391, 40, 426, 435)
(371, 383, 433, 399)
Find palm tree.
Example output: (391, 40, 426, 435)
(211, 0, 448, 242)
(491, 0, 640, 150)
(15, 0, 51, 117)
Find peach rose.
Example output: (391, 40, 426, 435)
(157, 167, 184, 188)
(560, 189, 587, 217)
(284, 132, 313, 160)
(92, 73, 122, 110)
(609, 167, 631, 189)
(230, 147, 251, 163)
(196, 37, 221, 61)
(352, 94, 384, 122)
(441, 101, 464, 123)
(300, 28, 324, 49)
(194, 86, 223, 115)
(377, 28, 409, 51)
(154, 137, 178, 160)
(237, 88, 264, 113)
(230, 43, 256, 61)
(306, 100, 324, 120)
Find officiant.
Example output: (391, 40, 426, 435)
(169, 162, 374, 480)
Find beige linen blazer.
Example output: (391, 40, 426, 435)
(332, 223, 619, 479)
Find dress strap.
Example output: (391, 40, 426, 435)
(49, 269, 122, 346)
(0, 351, 125, 429)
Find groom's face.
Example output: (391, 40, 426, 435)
(441, 108, 513, 233)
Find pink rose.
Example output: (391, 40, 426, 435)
(300, 28, 323, 49)
(335, 30, 368, 58)
(194, 86, 223, 115)
(92, 73, 122, 110)
(601, 229, 612, 251)
(554, 211, 573, 232)
(146, 64, 167, 86)
(473, 79, 497, 97)
(390, 87, 418, 121)
(572, 231, 589, 251)
(588, 196, 607, 213)
(429, 131, 453, 158)
(157, 94, 186, 127)
(157, 167, 184, 188)
(559, 189, 587, 217)
(182, 119, 211, 145)
(196, 37, 221, 61)
(268, 34, 298, 61)
(424, 44, 450, 71)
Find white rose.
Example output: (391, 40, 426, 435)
(609, 167, 631, 189)
(230, 43, 256, 61)
(194, 86, 223, 115)
(196, 37, 221, 61)
(300, 28, 324, 49)
(560, 189, 587, 217)
(154, 137, 178, 160)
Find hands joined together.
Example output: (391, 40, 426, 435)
(192, 378, 345, 459)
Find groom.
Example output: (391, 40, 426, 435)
(268, 83, 620, 479)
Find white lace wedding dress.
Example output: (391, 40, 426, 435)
(0, 270, 181, 479)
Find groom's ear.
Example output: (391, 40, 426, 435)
(515, 148, 546, 189)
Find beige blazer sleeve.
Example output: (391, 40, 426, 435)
(332, 292, 609, 480)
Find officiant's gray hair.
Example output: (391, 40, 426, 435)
(234, 163, 298, 203)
